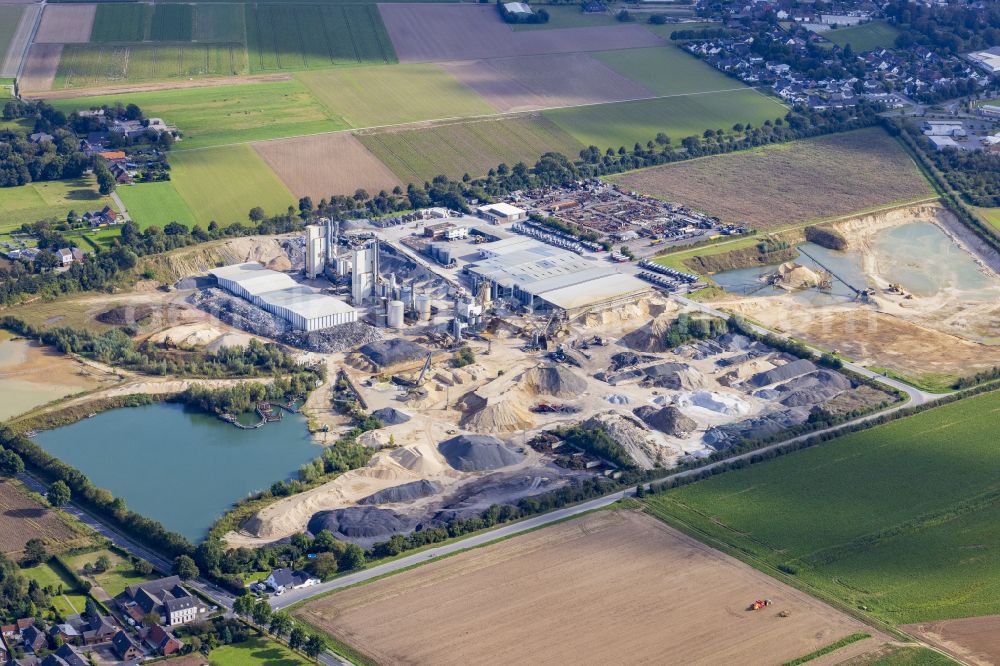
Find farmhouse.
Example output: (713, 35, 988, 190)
(49, 612, 117, 646)
(111, 630, 142, 661)
(119, 576, 206, 626)
(143, 624, 182, 656)
(39, 643, 89, 666)
(211, 262, 357, 331)
(477, 202, 527, 224)
(264, 568, 319, 592)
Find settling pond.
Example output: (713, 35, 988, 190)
(33, 402, 320, 542)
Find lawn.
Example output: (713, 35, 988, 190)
(544, 88, 786, 152)
(63, 548, 155, 597)
(168, 144, 295, 225)
(297, 64, 495, 128)
(23, 560, 89, 617)
(0, 177, 114, 233)
(0, 6, 26, 63)
(52, 79, 344, 151)
(358, 115, 584, 184)
(54, 42, 247, 89)
(208, 637, 310, 666)
(118, 182, 198, 230)
(90, 4, 151, 42)
(509, 5, 621, 31)
(645, 389, 1000, 625)
(593, 46, 744, 96)
(824, 20, 900, 52)
(246, 3, 395, 72)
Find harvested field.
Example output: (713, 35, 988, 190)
(903, 617, 1000, 666)
(19, 43, 63, 94)
(35, 4, 96, 44)
(296, 509, 872, 666)
(379, 3, 662, 62)
(613, 128, 934, 228)
(254, 132, 403, 199)
(0, 481, 80, 557)
(0, 4, 34, 78)
(358, 115, 583, 184)
(439, 53, 653, 113)
(0, 6, 26, 68)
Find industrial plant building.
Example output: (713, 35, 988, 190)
(465, 238, 651, 318)
(209, 263, 357, 331)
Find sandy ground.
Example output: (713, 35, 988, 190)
(379, 3, 663, 63)
(254, 133, 403, 199)
(296, 509, 879, 666)
(439, 53, 654, 113)
(0, 480, 81, 556)
(0, 3, 38, 78)
(19, 42, 62, 93)
(35, 4, 96, 43)
(903, 617, 1000, 666)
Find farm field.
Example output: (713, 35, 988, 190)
(358, 115, 584, 184)
(52, 79, 343, 150)
(594, 46, 745, 96)
(194, 3, 246, 43)
(612, 128, 934, 227)
(35, 4, 95, 44)
(297, 64, 494, 127)
(54, 42, 248, 89)
(150, 4, 194, 42)
(545, 88, 786, 153)
(89, 3, 150, 43)
(902, 617, 1000, 666)
(645, 389, 1000, 625)
(22, 559, 89, 617)
(0, 177, 114, 233)
(208, 637, 311, 666)
(824, 20, 901, 51)
(509, 4, 620, 31)
(19, 43, 62, 93)
(168, 145, 294, 225)
(254, 132, 403, 200)
(440, 52, 652, 114)
(0, 481, 80, 557)
(63, 548, 154, 597)
(974, 206, 1000, 231)
(117, 182, 198, 230)
(0, 7, 25, 61)
(246, 4, 395, 72)
(295, 509, 874, 666)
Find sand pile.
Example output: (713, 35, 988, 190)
(459, 390, 534, 433)
(307, 506, 409, 539)
(766, 262, 824, 290)
(718, 358, 777, 387)
(582, 411, 664, 470)
(389, 443, 449, 476)
(519, 365, 587, 398)
(620, 312, 677, 353)
(358, 480, 440, 505)
(676, 391, 751, 417)
(633, 405, 697, 437)
(438, 434, 524, 472)
(373, 407, 411, 425)
(642, 362, 706, 390)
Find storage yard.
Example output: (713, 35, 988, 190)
(294, 509, 878, 666)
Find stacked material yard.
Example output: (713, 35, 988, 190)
(360, 339, 428, 369)
(582, 411, 667, 470)
(519, 365, 587, 398)
(358, 480, 440, 505)
(633, 405, 697, 437)
(438, 435, 524, 472)
(749, 359, 818, 387)
(307, 506, 410, 540)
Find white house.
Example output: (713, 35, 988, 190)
(264, 568, 319, 592)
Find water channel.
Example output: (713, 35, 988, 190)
(33, 402, 320, 542)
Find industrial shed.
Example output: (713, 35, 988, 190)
(209, 263, 357, 332)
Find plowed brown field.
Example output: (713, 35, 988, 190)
(904, 617, 1000, 666)
(20, 43, 62, 92)
(35, 4, 96, 44)
(296, 509, 874, 666)
(0, 480, 80, 557)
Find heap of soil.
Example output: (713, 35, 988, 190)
(582, 411, 662, 470)
(458, 388, 534, 433)
(438, 434, 523, 472)
(620, 313, 677, 353)
(519, 365, 587, 398)
(307, 506, 408, 539)
(358, 480, 440, 505)
(96, 304, 158, 325)
(372, 407, 411, 425)
(642, 362, 706, 390)
(765, 262, 824, 290)
(360, 339, 427, 368)
(632, 406, 697, 437)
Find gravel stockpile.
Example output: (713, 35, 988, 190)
(282, 322, 383, 353)
(633, 406, 697, 437)
(360, 339, 428, 368)
(438, 435, 524, 471)
(520, 365, 587, 398)
(641, 362, 706, 390)
(372, 407, 411, 425)
(749, 359, 818, 387)
(703, 407, 812, 450)
(358, 480, 440, 505)
(307, 506, 409, 539)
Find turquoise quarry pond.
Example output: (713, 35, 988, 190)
(33, 402, 319, 542)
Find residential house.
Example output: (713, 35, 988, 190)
(49, 613, 118, 647)
(143, 625, 182, 656)
(1, 618, 35, 636)
(111, 630, 142, 661)
(110, 120, 146, 140)
(83, 206, 119, 227)
(21, 624, 46, 652)
(264, 568, 319, 592)
(55, 247, 85, 267)
(28, 132, 53, 144)
(120, 576, 206, 626)
(39, 644, 88, 666)
(97, 150, 127, 165)
(110, 163, 134, 185)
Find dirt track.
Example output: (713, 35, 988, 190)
(35, 4, 96, 44)
(254, 132, 403, 199)
(380, 3, 662, 63)
(440, 53, 654, 113)
(20, 43, 61, 93)
(904, 617, 1000, 666)
(297, 509, 876, 666)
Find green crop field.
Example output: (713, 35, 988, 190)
(169, 144, 294, 225)
(246, 4, 395, 72)
(52, 79, 343, 150)
(118, 182, 198, 230)
(55, 42, 248, 89)
(0, 178, 114, 233)
(90, 4, 152, 42)
(208, 637, 310, 666)
(645, 389, 1000, 626)
(545, 89, 786, 152)
(358, 116, 584, 184)
(0, 6, 26, 62)
(594, 46, 744, 96)
(194, 4, 246, 42)
(297, 64, 495, 128)
(824, 20, 900, 52)
(867, 647, 958, 666)
(150, 4, 194, 42)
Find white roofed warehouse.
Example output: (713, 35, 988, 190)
(209, 263, 357, 332)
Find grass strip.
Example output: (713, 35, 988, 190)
(781, 632, 871, 666)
